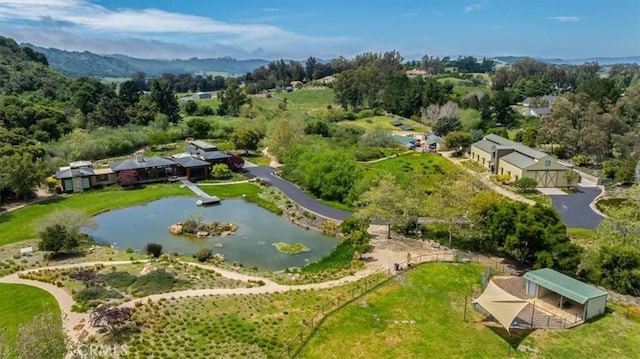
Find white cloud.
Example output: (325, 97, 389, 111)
(0, 0, 354, 59)
(546, 16, 580, 22)
(465, 1, 486, 12)
(433, 10, 444, 17)
(261, 8, 280, 12)
(401, 12, 418, 17)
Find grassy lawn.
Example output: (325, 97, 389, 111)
(0, 183, 276, 246)
(459, 159, 488, 173)
(518, 304, 640, 358)
(567, 228, 601, 250)
(276, 88, 335, 110)
(301, 263, 640, 359)
(0, 283, 60, 340)
(362, 152, 459, 191)
(243, 153, 271, 166)
(338, 116, 429, 132)
(300, 263, 517, 358)
(460, 108, 482, 130)
(200, 183, 282, 215)
(0, 184, 192, 246)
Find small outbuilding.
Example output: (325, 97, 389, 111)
(523, 268, 607, 321)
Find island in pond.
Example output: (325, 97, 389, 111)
(272, 242, 311, 254)
(169, 218, 239, 238)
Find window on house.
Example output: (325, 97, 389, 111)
(81, 177, 90, 189)
(63, 179, 73, 191)
(545, 160, 551, 167)
(96, 174, 109, 182)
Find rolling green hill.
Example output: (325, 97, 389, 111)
(22, 44, 269, 78)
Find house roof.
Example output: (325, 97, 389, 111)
(426, 134, 443, 145)
(190, 140, 217, 151)
(400, 124, 414, 131)
(472, 139, 495, 153)
(171, 156, 211, 168)
(69, 160, 92, 168)
(391, 120, 403, 126)
(531, 107, 551, 116)
(500, 152, 536, 169)
(484, 134, 547, 159)
(523, 268, 607, 304)
(56, 167, 95, 179)
(392, 135, 416, 146)
(200, 151, 231, 161)
(109, 156, 176, 171)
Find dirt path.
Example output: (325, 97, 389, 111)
(1, 187, 57, 213)
(261, 147, 282, 168)
(442, 151, 535, 205)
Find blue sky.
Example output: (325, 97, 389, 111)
(0, 0, 638, 60)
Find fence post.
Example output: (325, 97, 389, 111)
(530, 302, 535, 327)
(547, 316, 550, 327)
(563, 317, 566, 328)
(463, 296, 467, 322)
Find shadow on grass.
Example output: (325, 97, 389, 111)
(485, 322, 535, 351)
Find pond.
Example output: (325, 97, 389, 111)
(85, 197, 338, 271)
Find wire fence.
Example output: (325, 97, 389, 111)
(472, 300, 583, 330)
(278, 251, 517, 358)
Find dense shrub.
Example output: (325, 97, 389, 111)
(195, 248, 213, 262)
(145, 243, 163, 258)
(69, 269, 98, 284)
(131, 269, 177, 295)
(302, 240, 354, 273)
(102, 271, 137, 289)
(73, 286, 123, 303)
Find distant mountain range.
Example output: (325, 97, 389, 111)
(22, 44, 269, 78)
(20, 44, 640, 78)
(493, 56, 640, 66)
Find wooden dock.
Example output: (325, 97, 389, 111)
(180, 179, 221, 205)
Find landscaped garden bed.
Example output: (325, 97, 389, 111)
(118, 276, 373, 358)
(19, 259, 259, 311)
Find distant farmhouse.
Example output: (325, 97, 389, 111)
(470, 134, 572, 187)
(405, 69, 427, 77)
(318, 76, 336, 84)
(521, 107, 551, 117)
(55, 140, 235, 193)
(194, 92, 212, 99)
(521, 95, 558, 117)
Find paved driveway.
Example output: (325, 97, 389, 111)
(548, 187, 604, 229)
(245, 166, 352, 220)
(537, 188, 566, 195)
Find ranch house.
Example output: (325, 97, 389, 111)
(469, 134, 572, 187)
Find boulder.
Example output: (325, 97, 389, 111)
(196, 231, 209, 237)
(169, 224, 183, 235)
(140, 263, 158, 275)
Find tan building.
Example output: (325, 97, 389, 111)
(469, 134, 572, 187)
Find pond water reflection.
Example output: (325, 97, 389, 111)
(85, 197, 338, 271)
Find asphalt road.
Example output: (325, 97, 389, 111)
(548, 187, 604, 229)
(245, 166, 353, 220)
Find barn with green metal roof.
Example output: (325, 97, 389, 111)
(523, 268, 607, 321)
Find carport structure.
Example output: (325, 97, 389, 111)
(523, 268, 608, 321)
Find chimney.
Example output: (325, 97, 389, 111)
(134, 154, 145, 163)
